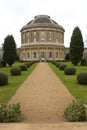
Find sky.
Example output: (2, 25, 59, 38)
(0, 0, 87, 48)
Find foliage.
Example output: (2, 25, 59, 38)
(56, 62, 62, 68)
(81, 59, 87, 66)
(0, 62, 37, 104)
(10, 67, 22, 76)
(65, 100, 86, 122)
(0, 72, 8, 86)
(19, 65, 27, 71)
(77, 72, 87, 85)
(0, 103, 21, 122)
(59, 64, 67, 70)
(3, 35, 17, 67)
(64, 66, 76, 75)
(70, 26, 84, 66)
(65, 53, 70, 61)
(0, 60, 6, 67)
(48, 62, 87, 100)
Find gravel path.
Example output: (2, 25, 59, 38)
(8, 62, 74, 123)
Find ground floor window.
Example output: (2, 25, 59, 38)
(56, 52, 58, 58)
(49, 52, 52, 58)
(41, 51, 44, 58)
(27, 52, 30, 58)
(34, 52, 36, 58)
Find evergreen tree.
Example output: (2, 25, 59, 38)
(3, 35, 17, 66)
(70, 26, 84, 65)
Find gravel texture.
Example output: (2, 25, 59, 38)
(8, 62, 74, 123)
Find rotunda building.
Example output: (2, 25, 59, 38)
(20, 15, 65, 61)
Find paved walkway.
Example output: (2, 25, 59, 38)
(8, 62, 74, 123)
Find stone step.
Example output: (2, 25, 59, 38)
(0, 123, 87, 130)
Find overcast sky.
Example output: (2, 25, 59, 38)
(0, 0, 87, 48)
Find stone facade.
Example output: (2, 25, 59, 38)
(20, 15, 65, 61)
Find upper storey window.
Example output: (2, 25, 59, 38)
(41, 37, 44, 42)
(56, 39, 58, 43)
(41, 32, 44, 35)
(34, 32, 36, 35)
(49, 38, 51, 41)
(34, 38, 36, 43)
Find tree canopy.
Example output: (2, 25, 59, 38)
(3, 35, 17, 66)
(70, 26, 84, 65)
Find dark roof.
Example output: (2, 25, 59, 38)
(21, 15, 65, 31)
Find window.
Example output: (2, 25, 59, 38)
(49, 52, 52, 58)
(34, 38, 36, 42)
(41, 37, 44, 42)
(56, 39, 58, 43)
(56, 52, 58, 58)
(34, 52, 36, 58)
(28, 39, 29, 43)
(27, 52, 30, 58)
(49, 38, 51, 41)
(34, 32, 36, 35)
(42, 32, 44, 35)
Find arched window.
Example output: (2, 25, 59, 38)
(27, 52, 30, 58)
(56, 52, 58, 58)
(34, 52, 36, 58)
(49, 52, 52, 58)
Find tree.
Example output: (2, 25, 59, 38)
(70, 26, 84, 65)
(3, 35, 17, 67)
(65, 53, 70, 61)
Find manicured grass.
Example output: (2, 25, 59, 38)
(0, 62, 38, 104)
(48, 62, 87, 101)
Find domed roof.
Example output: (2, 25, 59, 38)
(21, 15, 64, 31)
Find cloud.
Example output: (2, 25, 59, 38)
(0, 0, 87, 47)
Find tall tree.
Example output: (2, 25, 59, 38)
(70, 26, 84, 65)
(3, 35, 17, 66)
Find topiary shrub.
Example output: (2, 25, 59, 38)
(56, 62, 61, 68)
(24, 63, 30, 68)
(64, 100, 86, 122)
(77, 72, 87, 85)
(64, 66, 76, 75)
(0, 103, 21, 122)
(59, 64, 67, 70)
(0, 72, 8, 86)
(19, 65, 27, 71)
(10, 67, 22, 76)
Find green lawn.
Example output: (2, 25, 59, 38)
(48, 62, 87, 101)
(0, 62, 37, 104)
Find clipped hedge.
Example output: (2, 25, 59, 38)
(77, 72, 87, 85)
(65, 100, 86, 122)
(64, 66, 76, 75)
(0, 72, 8, 86)
(10, 67, 22, 76)
(59, 64, 67, 70)
(19, 65, 27, 71)
(0, 103, 21, 122)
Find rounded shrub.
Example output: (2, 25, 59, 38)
(0, 72, 8, 86)
(10, 67, 22, 76)
(64, 66, 76, 75)
(56, 62, 61, 68)
(0, 103, 21, 122)
(77, 72, 87, 85)
(65, 101, 86, 122)
(19, 65, 27, 71)
(59, 64, 67, 70)
(24, 62, 30, 68)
